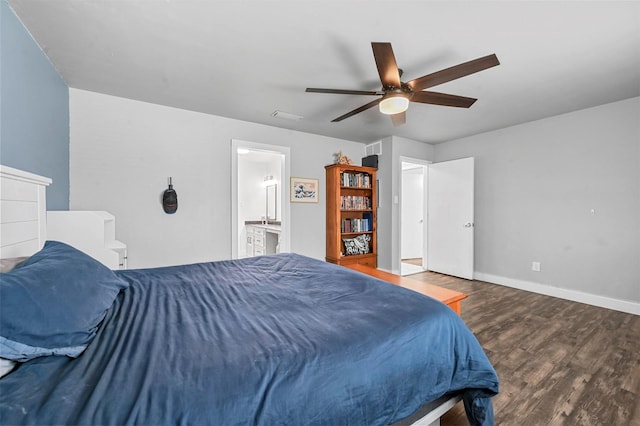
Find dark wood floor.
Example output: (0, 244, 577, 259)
(407, 271, 640, 426)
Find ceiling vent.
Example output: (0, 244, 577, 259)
(271, 110, 303, 121)
(365, 141, 382, 156)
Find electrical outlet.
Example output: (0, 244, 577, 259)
(532, 261, 541, 272)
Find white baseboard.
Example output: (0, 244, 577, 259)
(474, 272, 640, 316)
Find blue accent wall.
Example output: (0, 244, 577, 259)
(1, 1, 69, 210)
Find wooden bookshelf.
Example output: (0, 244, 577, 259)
(325, 164, 377, 267)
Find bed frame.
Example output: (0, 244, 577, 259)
(0, 165, 51, 258)
(0, 164, 461, 426)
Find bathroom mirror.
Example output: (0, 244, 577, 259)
(266, 184, 277, 221)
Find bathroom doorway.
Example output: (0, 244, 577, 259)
(231, 140, 290, 259)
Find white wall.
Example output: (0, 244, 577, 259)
(69, 89, 364, 268)
(434, 97, 640, 309)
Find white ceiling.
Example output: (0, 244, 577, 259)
(8, 1, 640, 144)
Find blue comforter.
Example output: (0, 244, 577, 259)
(0, 253, 498, 425)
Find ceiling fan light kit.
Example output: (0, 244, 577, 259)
(379, 94, 409, 115)
(306, 42, 499, 126)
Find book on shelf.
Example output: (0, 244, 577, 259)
(363, 212, 373, 231)
(340, 195, 372, 210)
(340, 172, 371, 188)
(341, 217, 372, 233)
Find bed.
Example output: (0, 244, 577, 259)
(0, 165, 498, 425)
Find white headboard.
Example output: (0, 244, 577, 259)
(0, 165, 52, 258)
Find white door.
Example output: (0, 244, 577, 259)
(427, 157, 474, 279)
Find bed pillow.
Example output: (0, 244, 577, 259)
(343, 234, 371, 255)
(0, 257, 29, 273)
(0, 256, 29, 373)
(0, 241, 128, 361)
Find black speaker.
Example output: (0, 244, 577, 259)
(361, 155, 378, 168)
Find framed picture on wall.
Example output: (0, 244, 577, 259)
(290, 177, 319, 203)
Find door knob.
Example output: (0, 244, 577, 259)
(464, 222, 474, 228)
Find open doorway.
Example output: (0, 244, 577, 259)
(231, 140, 290, 259)
(400, 159, 429, 276)
(397, 156, 475, 279)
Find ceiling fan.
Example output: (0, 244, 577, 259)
(306, 42, 499, 126)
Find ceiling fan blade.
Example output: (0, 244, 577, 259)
(411, 91, 477, 108)
(407, 54, 500, 91)
(306, 88, 382, 96)
(371, 42, 401, 88)
(390, 111, 406, 126)
(331, 98, 382, 122)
